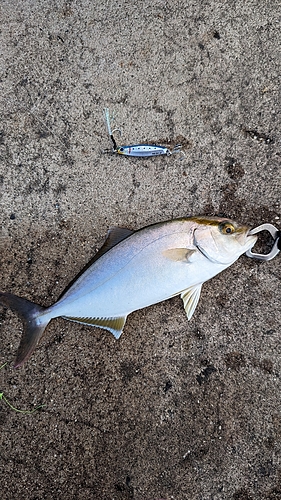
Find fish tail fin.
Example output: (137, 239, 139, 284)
(0, 292, 49, 368)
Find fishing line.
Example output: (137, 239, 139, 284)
(0, 362, 45, 414)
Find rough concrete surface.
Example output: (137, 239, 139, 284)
(0, 1, 281, 499)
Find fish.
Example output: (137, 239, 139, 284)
(0, 216, 257, 367)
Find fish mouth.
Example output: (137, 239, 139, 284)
(244, 230, 258, 251)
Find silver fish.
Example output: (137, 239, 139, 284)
(0, 216, 257, 367)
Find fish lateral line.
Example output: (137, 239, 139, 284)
(58, 228, 198, 308)
(0, 216, 257, 367)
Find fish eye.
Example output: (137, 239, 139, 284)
(119, 147, 124, 152)
(219, 222, 235, 235)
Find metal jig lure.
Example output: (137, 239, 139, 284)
(116, 143, 182, 157)
(103, 108, 183, 158)
(246, 223, 280, 261)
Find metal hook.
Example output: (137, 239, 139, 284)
(245, 223, 280, 261)
(170, 144, 181, 153)
(103, 108, 122, 151)
(103, 108, 186, 159)
(111, 128, 122, 136)
(168, 144, 186, 160)
(101, 148, 115, 155)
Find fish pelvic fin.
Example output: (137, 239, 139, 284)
(181, 284, 203, 320)
(0, 292, 49, 368)
(64, 315, 127, 339)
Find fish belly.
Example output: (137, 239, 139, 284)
(47, 236, 226, 320)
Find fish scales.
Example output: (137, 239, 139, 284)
(0, 216, 257, 367)
(53, 219, 197, 316)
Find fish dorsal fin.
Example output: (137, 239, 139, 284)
(181, 284, 202, 320)
(93, 227, 134, 262)
(57, 227, 134, 300)
(63, 315, 127, 339)
(162, 248, 196, 262)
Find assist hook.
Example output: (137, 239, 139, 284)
(103, 107, 121, 152)
(246, 223, 281, 261)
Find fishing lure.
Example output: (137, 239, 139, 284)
(103, 108, 183, 158)
(116, 143, 182, 157)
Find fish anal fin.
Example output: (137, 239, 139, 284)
(64, 315, 127, 339)
(181, 284, 202, 320)
(163, 248, 196, 262)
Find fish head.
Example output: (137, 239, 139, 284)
(192, 216, 257, 265)
(117, 146, 126, 155)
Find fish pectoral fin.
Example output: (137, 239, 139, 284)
(162, 248, 196, 262)
(64, 315, 127, 339)
(181, 284, 202, 320)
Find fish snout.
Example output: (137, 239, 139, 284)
(243, 230, 258, 250)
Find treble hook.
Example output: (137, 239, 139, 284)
(168, 144, 186, 159)
(245, 223, 281, 261)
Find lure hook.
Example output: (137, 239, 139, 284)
(103, 108, 121, 152)
(245, 223, 280, 261)
(103, 108, 185, 159)
(169, 144, 185, 159)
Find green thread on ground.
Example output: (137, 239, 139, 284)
(0, 362, 45, 414)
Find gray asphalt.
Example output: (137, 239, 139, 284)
(0, 1, 281, 499)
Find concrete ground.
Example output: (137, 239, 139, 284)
(0, 1, 281, 499)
